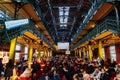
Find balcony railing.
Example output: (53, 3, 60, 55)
(13, 0, 58, 43)
(72, 0, 114, 42)
(28, 20, 54, 49)
(0, 20, 55, 49)
(71, 17, 120, 50)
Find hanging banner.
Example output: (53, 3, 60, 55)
(5, 19, 29, 30)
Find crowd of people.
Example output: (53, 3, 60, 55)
(0, 54, 120, 80)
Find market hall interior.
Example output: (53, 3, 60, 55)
(0, 0, 120, 80)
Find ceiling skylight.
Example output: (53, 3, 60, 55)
(59, 7, 70, 25)
(0, 10, 5, 18)
(60, 24, 67, 27)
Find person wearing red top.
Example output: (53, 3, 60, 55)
(20, 68, 32, 80)
(20, 77, 31, 80)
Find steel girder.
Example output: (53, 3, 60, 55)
(29, 0, 58, 44)
(0, 25, 29, 45)
(28, 21, 55, 49)
(71, 0, 114, 43)
(0, 20, 55, 49)
(71, 17, 120, 50)
(1, 0, 56, 49)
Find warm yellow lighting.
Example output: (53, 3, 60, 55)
(94, 31, 112, 40)
(40, 51, 44, 54)
(91, 24, 95, 28)
(0, 26, 4, 29)
(54, 45, 58, 50)
(24, 31, 49, 47)
(0, 0, 12, 2)
(35, 25, 39, 28)
(41, 64, 45, 67)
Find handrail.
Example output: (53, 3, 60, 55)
(0, 20, 54, 49)
(71, 17, 120, 50)
(28, 21, 54, 49)
(13, 0, 58, 44)
(0, 24, 29, 45)
(0, 8, 12, 20)
(0, 1, 55, 49)
(72, 0, 114, 42)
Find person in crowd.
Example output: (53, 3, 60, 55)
(100, 68, 109, 80)
(114, 74, 120, 80)
(38, 71, 50, 80)
(82, 70, 91, 80)
(73, 74, 78, 80)
(110, 59, 116, 68)
(20, 68, 32, 80)
(48, 67, 61, 80)
(31, 58, 40, 80)
(18, 60, 28, 76)
(0, 58, 4, 80)
(88, 62, 95, 74)
(77, 73, 83, 80)
(12, 65, 19, 80)
(105, 58, 111, 68)
(73, 73, 84, 80)
(37, 54, 120, 80)
(4, 59, 14, 80)
(100, 58, 105, 68)
(57, 64, 66, 80)
(108, 67, 116, 80)
(66, 62, 75, 80)
(116, 64, 120, 74)
(63, 62, 69, 80)
(91, 67, 102, 80)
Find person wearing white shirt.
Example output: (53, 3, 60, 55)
(91, 67, 101, 80)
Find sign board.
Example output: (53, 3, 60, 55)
(5, 19, 29, 30)
(57, 42, 69, 50)
(66, 50, 70, 54)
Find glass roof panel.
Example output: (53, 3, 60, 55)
(60, 17, 63, 23)
(60, 24, 67, 27)
(0, 10, 4, 18)
(59, 11, 63, 16)
(59, 7, 70, 24)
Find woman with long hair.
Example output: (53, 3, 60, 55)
(4, 59, 14, 80)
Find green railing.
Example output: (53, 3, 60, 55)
(0, 7, 12, 20)
(34, 1, 58, 43)
(13, 0, 58, 43)
(0, 7, 14, 32)
(0, 24, 29, 45)
(13, 0, 29, 3)
(72, 0, 114, 42)
(0, 1, 55, 49)
(71, 17, 120, 50)
(28, 21, 54, 49)
(0, 20, 54, 49)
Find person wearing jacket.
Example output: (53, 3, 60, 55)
(4, 59, 14, 80)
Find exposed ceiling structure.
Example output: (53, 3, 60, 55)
(38, 0, 91, 43)
(0, 0, 120, 51)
